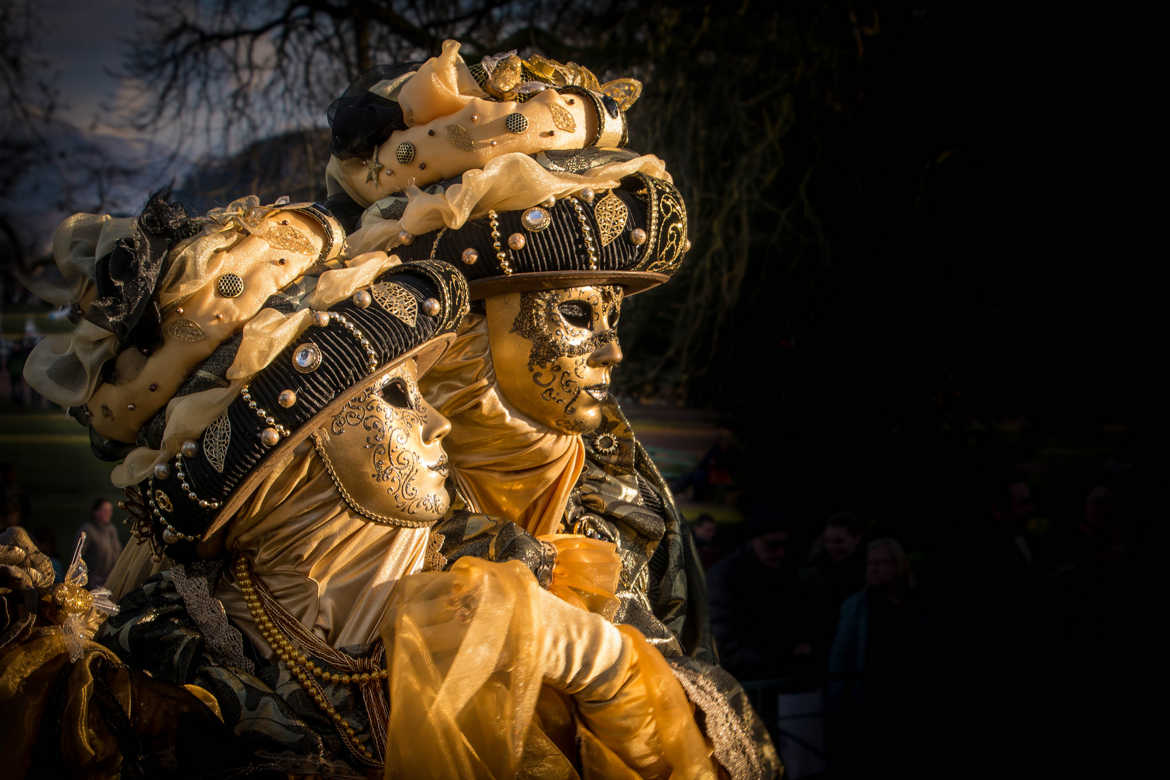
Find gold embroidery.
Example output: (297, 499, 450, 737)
(371, 282, 418, 327)
(446, 124, 476, 151)
(548, 103, 576, 133)
(594, 191, 628, 247)
(154, 489, 173, 513)
(261, 223, 315, 255)
(164, 317, 206, 343)
(204, 413, 230, 473)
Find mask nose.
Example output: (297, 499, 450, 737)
(587, 339, 623, 368)
(421, 400, 451, 444)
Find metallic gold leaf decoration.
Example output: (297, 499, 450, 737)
(261, 224, 315, 255)
(204, 413, 230, 473)
(164, 317, 206, 343)
(154, 490, 173, 513)
(547, 103, 576, 133)
(600, 79, 643, 111)
(372, 282, 418, 327)
(594, 191, 628, 247)
(488, 54, 522, 94)
(446, 124, 476, 152)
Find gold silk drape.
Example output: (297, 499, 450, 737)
(420, 313, 585, 537)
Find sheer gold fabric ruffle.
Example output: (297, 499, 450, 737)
(380, 556, 715, 779)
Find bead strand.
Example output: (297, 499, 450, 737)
(233, 557, 381, 763)
(488, 210, 513, 276)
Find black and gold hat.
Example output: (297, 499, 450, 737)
(134, 259, 467, 558)
(24, 193, 469, 559)
(323, 41, 692, 296)
(392, 158, 689, 299)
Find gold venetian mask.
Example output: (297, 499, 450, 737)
(311, 359, 452, 526)
(485, 285, 624, 434)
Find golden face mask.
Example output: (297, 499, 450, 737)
(311, 359, 452, 526)
(485, 285, 624, 434)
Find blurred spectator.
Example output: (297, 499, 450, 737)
(689, 513, 726, 569)
(72, 498, 122, 588)
(707, 515, 816, 682)
(672, 431, 742, 503)
(805, 512, 867, 651)
(828, 538, 926, 777)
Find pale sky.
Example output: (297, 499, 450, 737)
(39, 0, 143, 138)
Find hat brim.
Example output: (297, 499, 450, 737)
(468, 270, 670, 300)
(200, 332, 456, 540)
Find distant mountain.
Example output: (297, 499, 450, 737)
(0, 117, 192, 259)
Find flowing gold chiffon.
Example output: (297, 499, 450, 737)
(380, 557, 715, 779)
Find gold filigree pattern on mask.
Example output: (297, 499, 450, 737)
(445, 124, 477, 152)
(312, 367, 448, 526)
(371, 281, 418, 326)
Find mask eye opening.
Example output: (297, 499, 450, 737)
(558, 300, 592, 329)
(381, 377, 414, 409)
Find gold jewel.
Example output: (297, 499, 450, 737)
(422, 298, 441, 316)
(154, 489, 174, 513)
(461, 248, 479, 265)
(630, 227, 648, 246)
(292, 342, 323, 374)
(353, 290, 372, 308)
(153, 463, 171, 480)
(594, 191, 628, 247)
(505, 112, 528, 133)
(371, 281, 418, 327)
(204, 413, 230, 473)
(397, 229, 413, 246)
(215, 273, 245, 298)
(507, 232, 526, 251)
(521, 206, 552, 232)
(395, 142, 415, 164)
(180, 440, 199, 458)
(579, 187, 596, 204)
(278, 390, 297, 408)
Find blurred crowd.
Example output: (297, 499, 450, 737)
(676, 431, 1142, 778)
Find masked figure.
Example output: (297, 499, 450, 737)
(327, 41, 780, 777)
(0, 187, 741, 776)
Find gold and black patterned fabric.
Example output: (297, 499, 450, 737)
(395, 167, 689, 299)
(138, 259, 468, 560)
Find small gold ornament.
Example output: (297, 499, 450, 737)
(548, 103, 576, 132)
(204, 413, 231, 473)
(395, 142, 416, 164)
(292, 343, 323, 374)
(353, 290, 372, 308)
(371, 282, 419, 327)
(215, 273, 245, 298)
(461, 248, 479, 265)
(522, 207, 552, 232)
(508, 232, 526, 251)
(180, 440, 199, 458)
(422, 298, 441, 316)
(260, 428, 280, 447)
(278, 390, 297, 408)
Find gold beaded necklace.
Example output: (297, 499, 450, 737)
(232, 556, 388, 765)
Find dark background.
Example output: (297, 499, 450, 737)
(1, 2, 1143, 775)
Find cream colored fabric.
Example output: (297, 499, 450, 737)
(104, 537, 166, 601)
(21, 214, 133, 407)
(109, 251, 404, 488)
(213, 442, 429, 652)
(345, 151, 670, 258)
(420, 313, 584, 537)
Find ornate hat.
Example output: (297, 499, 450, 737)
(23, 193, 469, 558)
(324, 41, 691, 298)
